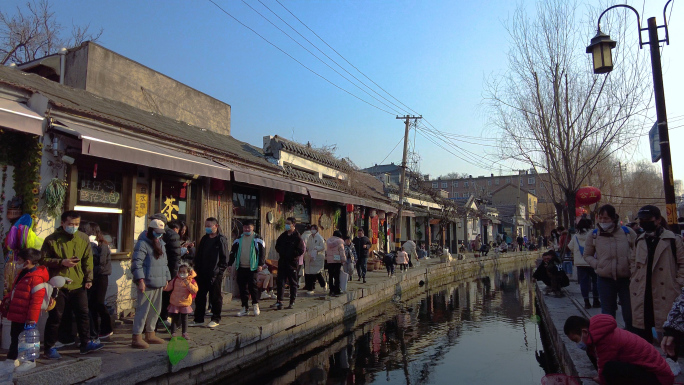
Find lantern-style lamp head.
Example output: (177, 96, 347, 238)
(586, 30, 617, 74)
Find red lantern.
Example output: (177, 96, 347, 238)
(576, 186, 601, 206)
(346, 204, 354, 213)
(575, 207, 586, 217)
(275, 191, 285, 203)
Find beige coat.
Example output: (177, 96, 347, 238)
(304, 232, 326, 274)
(629, 229, 684, 331)
(584, 225, 637, 280)
(402, 240, 418, 261)
(568, 232, 590, 267)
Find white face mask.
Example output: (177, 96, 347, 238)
(311, 230, 317, 235)
(89, 235, 97, 243)
(15, 263, 25, 270)
(599, 222, 615, 232)
(179, 273, 189, 279)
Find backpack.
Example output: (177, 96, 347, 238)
(30, 282, 56, 312)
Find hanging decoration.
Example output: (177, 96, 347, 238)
(575, 186, 601, 206)
(42, 178, 68, 219)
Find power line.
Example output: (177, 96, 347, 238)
(256, 0, 410, 115)
(207, 0, 395, 115)
(242, 0, 404, 115)
(274, 0, 423, 117)
(378, 134, 406, 165)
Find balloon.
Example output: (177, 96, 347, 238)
(576, 186, 601, 206)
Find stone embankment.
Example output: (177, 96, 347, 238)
(12, 251, 539, 385)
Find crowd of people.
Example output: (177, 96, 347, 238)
(528, 203, 684, 385)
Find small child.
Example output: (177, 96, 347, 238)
(564, 314, 674, 385)
(164, 263, 198, 339)
(395, 247, 409, 272)
(6, 248, 49, 371)
(256, 263, 274, 299)
(383, 252, 395, 277)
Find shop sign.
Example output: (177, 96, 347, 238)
(78, 178, 121, 207)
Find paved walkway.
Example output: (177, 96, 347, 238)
(538, 273, 684, 384)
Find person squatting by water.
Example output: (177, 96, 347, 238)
(564, 314, 674, 385)
(533, 250, 568, 297)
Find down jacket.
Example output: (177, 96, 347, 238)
(305, 233, 326, 274)
(629, 229, 684, 332)
(584, 225, 637, 280)
(325, 236, 346, 264)
(163, 227, 182, 279)
(588, 314, 673, 385)
(164, 269, 198, 307)
(131, 232, 171, 288)
(7, 266, 49, 324)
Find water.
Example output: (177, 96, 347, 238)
(216, 263, 557, 385)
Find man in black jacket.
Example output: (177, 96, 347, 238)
(189, 217, 229, 328)
(158, 220, 182, 329)
(353, 229, 371, 283)
(274, 217, 304, 310)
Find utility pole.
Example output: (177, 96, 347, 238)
(395, 115, 421, 249)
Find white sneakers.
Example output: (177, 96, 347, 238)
(236, 308, 249, 317)
(666, 357, 681, 376)
(207, 321, 220, 328)
(238, 305, 261, 316)
(253, 304, 260, 316)
(307, 291, 315, 295)
(15, 360, 36, 372)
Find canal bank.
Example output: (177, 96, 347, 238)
(11, 251, 538, 385)
(536, 279, 684, 384)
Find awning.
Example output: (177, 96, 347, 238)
(0, 99, 43, 136)
(231, 166, 308, 195)
(306, 185, 397, 213)
(58, 120, 232, 180)
(401, 210, 416, 217)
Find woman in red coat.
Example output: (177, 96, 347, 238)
(7, 248, 49, 361)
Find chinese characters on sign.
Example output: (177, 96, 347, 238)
(79, 179, 121, 206)
(162, 196, 180, 221)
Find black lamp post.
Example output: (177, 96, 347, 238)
(588, 1, 679, 233)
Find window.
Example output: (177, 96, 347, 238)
(528, 177, 535, 184)
(233, 188, 261, 236)
(75, 168, 124, 252)
(495, 179, 500, 185)
(529, 189, 536, 195)
(432, 182, 438, 188)
(452, 181, 458, 187)
(487, 180, 492, 186)
(464, 182, 469, 187)
(441, 182, 448, 188)
(519, 179, 524, 186)
(505, 178, 511, 184)
(453, 192, 459, 198)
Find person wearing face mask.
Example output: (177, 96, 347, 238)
(189, 218, 229, 328)
(40, 210, 102, 358)
(303, 225, 326, 295)
(163, 263, 197, 339)
(83, 222, 113, 341)
(630, 206, 684, 363)
(130, 219, 171, 348)
(227, 220, 266, 317)
(584, 204, 637, 331)
(564, 315, 674, 385)
(274, 217, 304, 310)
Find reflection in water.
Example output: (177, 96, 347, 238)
(224, 264, 554, 385)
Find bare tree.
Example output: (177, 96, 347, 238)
(484, 0, 652, 228)
(0, 0, 102, 65)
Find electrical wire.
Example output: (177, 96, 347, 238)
(256, 0, 410, 115)
(207, 0, 396, 115)
(242, 0, 404, 115)
(378, 134, 406, 165)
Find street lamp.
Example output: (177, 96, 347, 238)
(588, 1, 679, 234)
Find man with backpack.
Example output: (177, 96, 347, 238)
(584, 204, 637, 331)
(629, 205, 684, 370)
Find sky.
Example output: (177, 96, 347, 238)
(5, 0, 683, 181)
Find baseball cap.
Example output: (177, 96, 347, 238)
(637, 205, 661, 219)
(149, 219, 166, 233)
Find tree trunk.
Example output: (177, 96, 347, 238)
(566, 189, 577, 232)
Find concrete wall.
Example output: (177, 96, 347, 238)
(64, 43, 231, 136)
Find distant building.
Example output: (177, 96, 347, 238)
(423, 170, 552, 203)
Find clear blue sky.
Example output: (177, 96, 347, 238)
(5, 0, 683, 181)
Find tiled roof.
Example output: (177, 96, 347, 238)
(0, 66, 278, 172)
(272, 135, 352, 172)
(362, 164, 401, 174)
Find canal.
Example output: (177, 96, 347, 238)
(214, 262, 557, 385)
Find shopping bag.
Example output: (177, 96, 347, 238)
(339, 271, 348, 292)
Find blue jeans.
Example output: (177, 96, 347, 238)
(597, 276, 632, 330)
(562, 261, 573, 275)
(576, 266, 599, 300)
